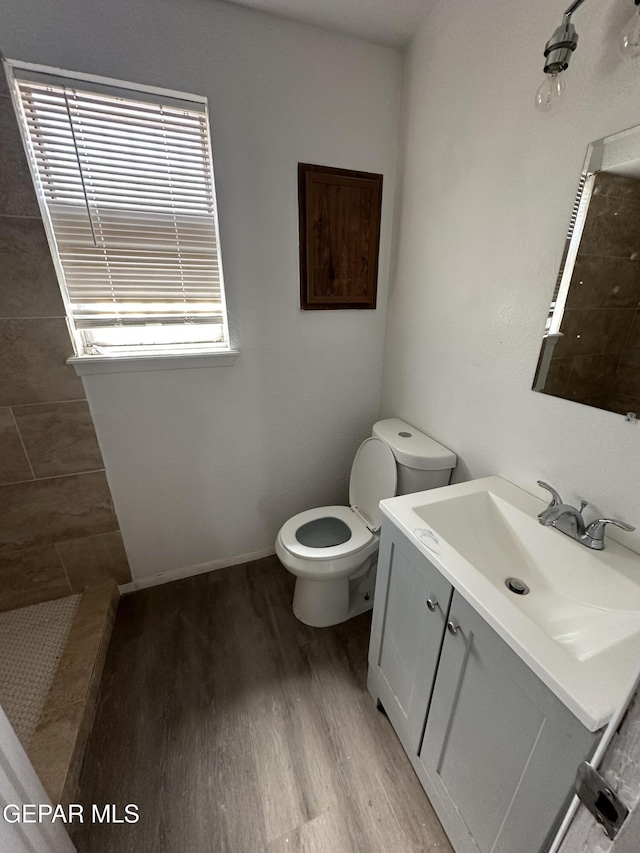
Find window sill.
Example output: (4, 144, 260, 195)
(68, 349, 239, 375)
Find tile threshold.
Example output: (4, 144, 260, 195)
(27, 582, 120, 806)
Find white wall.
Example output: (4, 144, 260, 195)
(383, 0, 640, 551)
(0, 0, 402, 580)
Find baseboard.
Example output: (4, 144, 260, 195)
(118, 546, 277, 594)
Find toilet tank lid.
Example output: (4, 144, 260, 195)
(372, 419, 457, 471)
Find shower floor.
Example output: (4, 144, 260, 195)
(0, 595, 81, 749)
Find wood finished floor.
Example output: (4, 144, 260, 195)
(71, 557, 452, 853)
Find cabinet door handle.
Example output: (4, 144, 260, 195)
(426, 597, 438, 612)
(447, 620, 460, 636)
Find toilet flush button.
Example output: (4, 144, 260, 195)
(398, 431, 412, 438)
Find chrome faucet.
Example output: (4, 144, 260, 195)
(537, 481, 635, 550)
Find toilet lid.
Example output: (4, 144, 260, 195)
(349, 437, 397, 532)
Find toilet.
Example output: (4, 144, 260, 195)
(275, 418, 457, 627)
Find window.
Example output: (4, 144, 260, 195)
(8, 63, 230, 358)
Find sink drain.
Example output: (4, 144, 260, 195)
(505, 577, 530, 595)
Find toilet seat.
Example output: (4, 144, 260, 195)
(279, 505, 374, 561)
(276, 423, 455, 627)
(276, 435, 399, 619)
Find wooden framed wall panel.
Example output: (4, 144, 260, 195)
(298, 163, 383, 310)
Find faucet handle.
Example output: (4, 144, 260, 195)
(585, 517, 636, 546)
(537, 481, 563, 508)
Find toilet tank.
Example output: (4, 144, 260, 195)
(372, 418, 457, 496)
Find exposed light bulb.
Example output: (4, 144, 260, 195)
(620, 5, 640, 58)
(535, 72, 566, 112)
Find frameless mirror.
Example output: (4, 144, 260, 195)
(533, 124, 640, 419)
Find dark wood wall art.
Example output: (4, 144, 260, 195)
(298, 163, 383, 310)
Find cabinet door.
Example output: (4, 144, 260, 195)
(368, 525, 453, 755)
(419, 592, 599, 853)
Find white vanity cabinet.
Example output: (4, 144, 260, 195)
(368, 522, 453, 755)
(368, 522, 601, 853)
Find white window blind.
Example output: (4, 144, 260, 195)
(11, 66, 229, 356)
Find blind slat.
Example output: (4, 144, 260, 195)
(24, 117, 209, 147)
(31, 140, 212, 167)
(74, 315, 224, 329)
(27, 125, 212, 156)
(22, 104, 207, 130)
(38, 168, 213, 190)
(20, 84, 206, 119)
(31, 151, 212, 176)
(45, 189, 213, 206)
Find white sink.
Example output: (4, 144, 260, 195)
(415, 490, 640, 661)
(380, 476, 640, 730)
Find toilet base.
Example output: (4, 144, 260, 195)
(292, 559, 377, 628)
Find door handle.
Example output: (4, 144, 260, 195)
(426, 597, 438, 612)
(447, 620, 460, 636)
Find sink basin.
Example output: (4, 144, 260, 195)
(414, 490, 640, 661)
(379, 475, 640, 730)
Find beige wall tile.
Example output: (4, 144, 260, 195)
(594, 172, 640, 205)
(616, 360, 640, 399)
(56, 531, 131, 591)
(599, 393, 640, 416)
(555, 308, 635, 358)
(0, 471, 118, 553)
(0, 216, 64, 317)
(580, 194, 640, 260)
(568, 352, 620, 396)
(0, 318, 84, 406)
(29, 699, 85, 806)
(0, 406, 32, 484)
(44, 582, 118, 710)
(0, 545, 70, 612)
(604, 309, 635, 354)
(540, 357, 574, 398)
(13, 400, 104, 478)
(0, 72, 10, 99)
(566, 255, 640, 311)
(0, 96, 39, 217)
(621, 311, 640, 365)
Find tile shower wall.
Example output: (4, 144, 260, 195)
(0, 75, 131, 610)
(544, 171, 640, 415)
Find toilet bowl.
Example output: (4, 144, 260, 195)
(276, 419, 457, 628)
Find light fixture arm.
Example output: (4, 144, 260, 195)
(561, 0, 589, 26)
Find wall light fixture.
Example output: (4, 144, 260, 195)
(536, 0, 640, 111)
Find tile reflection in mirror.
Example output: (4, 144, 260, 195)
(533, 126, 640, 417)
